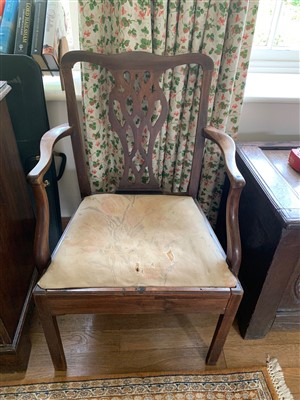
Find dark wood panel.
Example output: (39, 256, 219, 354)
(278, 252, 300, 311)
(0, 86, 36, 370)
(237, 143, 300, 224)
(216, 141, 300, 339)
(273, 311, 300, 330)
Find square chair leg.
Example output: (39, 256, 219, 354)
(206, 288, 243, 365)
(34, 289, 67, 371)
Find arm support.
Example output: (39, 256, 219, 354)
(27, 124, 73, 273)
(204, 126, 245, 276)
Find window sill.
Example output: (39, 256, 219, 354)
(244, 73, 300, 103)
(43, 72, 300, 104)
(43, 71, 81, 102)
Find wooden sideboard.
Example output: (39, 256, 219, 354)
(216, 141, 300, 339)
(0, 83, 37, 370)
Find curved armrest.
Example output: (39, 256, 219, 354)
(27, 123, 73, 273)
(28, 123, 73, 184)
(204, 126, 245, 188)
(204, 126, 245, 276)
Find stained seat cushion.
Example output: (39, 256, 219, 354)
(38, 194, 237, 289)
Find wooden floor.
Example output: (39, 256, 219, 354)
(0, 312, 299, 398)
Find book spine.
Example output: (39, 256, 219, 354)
(13, 0, 34, 55)
(0, 0, 19, 54)
(31, 0, 50, 72)
(0, 0, 5, 14)
(0, 0, 6, 24)
(42, 0, 59, 71)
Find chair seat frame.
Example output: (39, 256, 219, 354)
(34, 284, 242, 370)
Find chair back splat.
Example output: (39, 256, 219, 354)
(27, 51, 245, 371)
(61, 51, 214, 197)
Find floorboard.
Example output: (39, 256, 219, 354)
(0, 312, 299, 398)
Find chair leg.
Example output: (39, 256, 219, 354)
(206, 289, 242, 365)
(34, 290, 67, 371)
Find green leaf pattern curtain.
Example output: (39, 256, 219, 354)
(78, 0, 258, 223)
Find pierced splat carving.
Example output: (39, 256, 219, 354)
(141, 125, 150, 154)
(132, 149, 144, 172)
(133, 115, 141, 128)
(143, 71, 150, 84)
(109, 68, 168, 190)
(151, 99, 162, 127)
(133, 73, 141, 93)
(125, 96, 133, 115)
(141, 96, 149, 117)
(125, 125, 134, 154)
(123, 71, 131, 83)
(112, 99, 126, 127)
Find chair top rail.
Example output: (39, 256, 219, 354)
(61, 51, 214, 72)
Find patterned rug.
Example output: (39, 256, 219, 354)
(0, 357, 293, 400)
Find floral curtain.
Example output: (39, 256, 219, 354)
(78, 0, 258, 224)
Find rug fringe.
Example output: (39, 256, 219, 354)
(267, 355, 294, 400)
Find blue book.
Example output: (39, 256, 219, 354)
(0, 0, 19, 53)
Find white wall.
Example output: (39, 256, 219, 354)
(239, 100, 299, 142)
(46, 98, 299, 217)
(46, 101, 81, 217)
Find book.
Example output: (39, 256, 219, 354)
(288, 148, 300, 173)
(0, 80, 11, 100)
(0, 0, 19, 54)
(42, 0, 68, 74)
(31, 0, 50, 73)
(13, 0, 34, 55)
(0, 0, 6, 24)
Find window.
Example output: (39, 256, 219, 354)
(249, 0, 300, 73)
(43, 0, 80, 97)
(61, 0, 79, 51)
(64, 0, 299, 73)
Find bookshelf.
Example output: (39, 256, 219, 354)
(0, 0, 75, 76)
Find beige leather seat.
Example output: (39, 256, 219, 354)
(39, 194, 237, 289)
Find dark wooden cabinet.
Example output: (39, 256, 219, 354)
(216, 142, 300, 339)
(0, 83, 37, 370)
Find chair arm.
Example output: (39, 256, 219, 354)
(27, 123, 73, 184)
(204, 126, 246, 276)
(204, 126, 245, 188)
(27, 124, 73, 274)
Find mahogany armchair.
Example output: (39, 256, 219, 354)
(28, 51, 245, 370)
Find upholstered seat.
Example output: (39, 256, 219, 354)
(38, 194, 237, 289)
